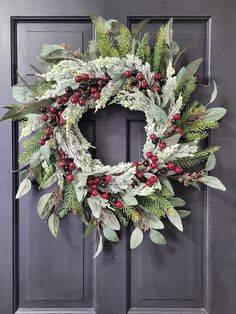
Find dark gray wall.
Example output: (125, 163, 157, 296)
(0, 1, 235, 314)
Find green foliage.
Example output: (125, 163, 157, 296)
(0, 104, 25, 122)
(135, 32, 150, 62)
(18, 130, 44, 164)
(176, 146, 219, 168)
(176, 76, 197, 103)
(59, 182, 80, 218)
(123, 204, 141, 224)
(117, 26, 132, 57)
(181, 101, 205, 122)
(153, 26, 165, 72)
(115, 208, 128, 226)
(39, 163, 55, 188)
(30, 80, 54, 97)
(183, 132, 208, 142)
(184, 120, 219, 133)
(93, 17, 119, 58)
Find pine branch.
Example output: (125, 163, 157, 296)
(183, 132, 208, 142)
(123, 204, 141, 224)
(39, 163, 55, 188)
(181, 101, 205, 122)
(184, 120, 219, 133)
(135, 32, 150, 62)
(115, 208, 128, 226)
(19, 130, 44, 164)
(138, 191, 171, 218)
(30, 80, 53, 97)
(176, 146, 219, 168)
(117, 26, 132, 57)
(59, 182, 80, 218)
(152, 26, 165, 72)
(176, 76, 197, 103)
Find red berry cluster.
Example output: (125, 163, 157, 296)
(58, 149, 76, 181)
(166, 162, 183, 174)
(40, 105, 66, 131)
(38, 127, 53, 146)
(171, 113, 186, 138)
(149, 134, 167, 151)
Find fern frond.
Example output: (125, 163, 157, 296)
(176, 146, 219, 168)
(135, 32, 150, 61)
(117, 26, 132, 57)
(59, 182, 79, 218)
(19, 130, 44, 164)
(153, 26, 165, 72)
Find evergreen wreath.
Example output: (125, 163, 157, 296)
(1, 16, 226, 256)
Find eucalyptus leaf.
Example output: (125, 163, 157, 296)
(151, 104, 168, 124)
(84, 222, 96, 238)
(42, 172, 58, 189)
(102, 209, 120, 230)
(203, 107, 226, 122)
(74, 186, 86, 202)
(163, 18, 173, 47)
(103, 226, 119, 242)
(201, 176, 226, 191)
(37, 192, 53, 219)
(178, 210, 191, 218)
(146, 215, 164, 230)
(189, 181, 200, 190)
(130, 227, 143, 249)
(16, 177, 31, 199)
(40, 142, 50, 162)
(32, 164, 43, 184)
(12, 85, 34, 103)
(48, 213, 59, 237)
(181, 58, 203, 81)
(122, 194, 138, 206)
(167, 208, 183, 232)
(29, 151, 41, 168)
(149, 230, 166, 245)
(131, 18, 150, 38)
(93, 234, 103, 258)
(205, 153, 216, 171)
(87, 197, 102, 218)
(169, 197, 185, 207)
(207, 80, 217, 105)
(165, 133, 181, 146)
(159, 177, 175, 196)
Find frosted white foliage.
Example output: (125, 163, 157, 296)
(19, 114, 43, 141)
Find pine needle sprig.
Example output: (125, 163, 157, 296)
(181, 101, 205, 122)
(123, 204, 141, 224)
(152, 26, 165, 72)
(176, 76, 197, 104)
(183, 132, 208, 142)
(115, 208, 128, 226)
(59, 182, 80, 218)
(135, 32, 150, 62)
(176, 146, 219, 168)
(18, 130, 44, 164)
(184, 120, 219, 133)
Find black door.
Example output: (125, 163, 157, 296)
(0, 1, 235, 314)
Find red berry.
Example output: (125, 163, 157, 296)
(116, 201, 123, 208)
(71, 96, 78, 104)
(51, 113, 57, 120)
(82, 73, 89, 81)
(146, 180, 153, 187)
(91, 190, 98, 197)
(88, 179, 94, 185)
(132, 161, 139, 167)
(136, 171, 143, 179)
(151, 162, 158, 169)
(50, 107, 57, 114)
(98, 79, 105, 86)
(41, 114, 49, 121)
(103, 74, 110, 82)
(58, 161, 65, 168)
(74, 91, 81, 98)
(69, 162, 76, 171)
(173, 113, 181, 120)
(62, 95, 68, 102)
(150, 133, 156, 140)
(67, 174, 74, 182)
(175, 166, 183, 174)
(159, 142, 167, 151)
(124, 69, 133, 78)
(136, 72, 144, 81)
(90, 87, 97, 94)
(38, 139, 45, 146)
(156, 85, 161, 92)
(93, 92, 100, 100)
(58, 111, 63, 116)
(175, 127, 183, 134)
(154, 73, 161, 81)
(91, 183, 98, 189)
(79, 98, 86, 106)
(146, 151, 153, 158)
(57, 97, 63, 105)
(151, 155, 158, 162)
(75, 75, 82, 82)
(149, 176, 158, 184)
(94, 177, 101, 183)
(140, 80, 148, 89)
(102, 193, 108, 199)
(59, 118, 66, 126)
(105, 175, 112, 182)
(167, 162, 175, 170)
(45, 128, 53, 136)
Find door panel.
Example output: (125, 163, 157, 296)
(0, 1, 235, 314)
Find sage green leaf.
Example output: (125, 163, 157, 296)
(190, 181, 200, 190)
(207, 80, 217, 105)
(203, 107, 226, 122)
(149, 230, 166, 245)
(102, 209, 120, 230)
(146, 215, 164, 230)
(41, 172, 58, 189)
(88, 39, 98, 60)
(84, 222, 96, 238)
(201, 176, 226, 191)
(93, 234, 103, 258)
(205, 153, 216, 171)
(167, 208, 183, 232)
(103, 226, 119, 242)
(151, 105, 168, 124)
(165, 133, 181, 146)
(130, 227, 143, 249)
(39, 44, 63, 58)
(16, 177, 31, 199)
(87, 197, 102, 218)
(12, 85, 34, 103)
(122, 194, 138, 206)
(169, 197, 185, 207)
(48, 213, 59, 237)
(159, 177, 175, 196)
(178, 210, 191, 218)
(164, 18, 173, 47)
(176, 67, 187, 82)
(29, 151, 41, 168)
(74, 186, 86, 202)
(131, 18, 150, 38)
(37, 192, 53, 219)
(182, 58, 203, 81)
(75, 173, 88, 187)
(32, 164, 43, 184)
(40, 142, 50, 162)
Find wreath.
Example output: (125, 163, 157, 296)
(1, 16, 226, 257)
